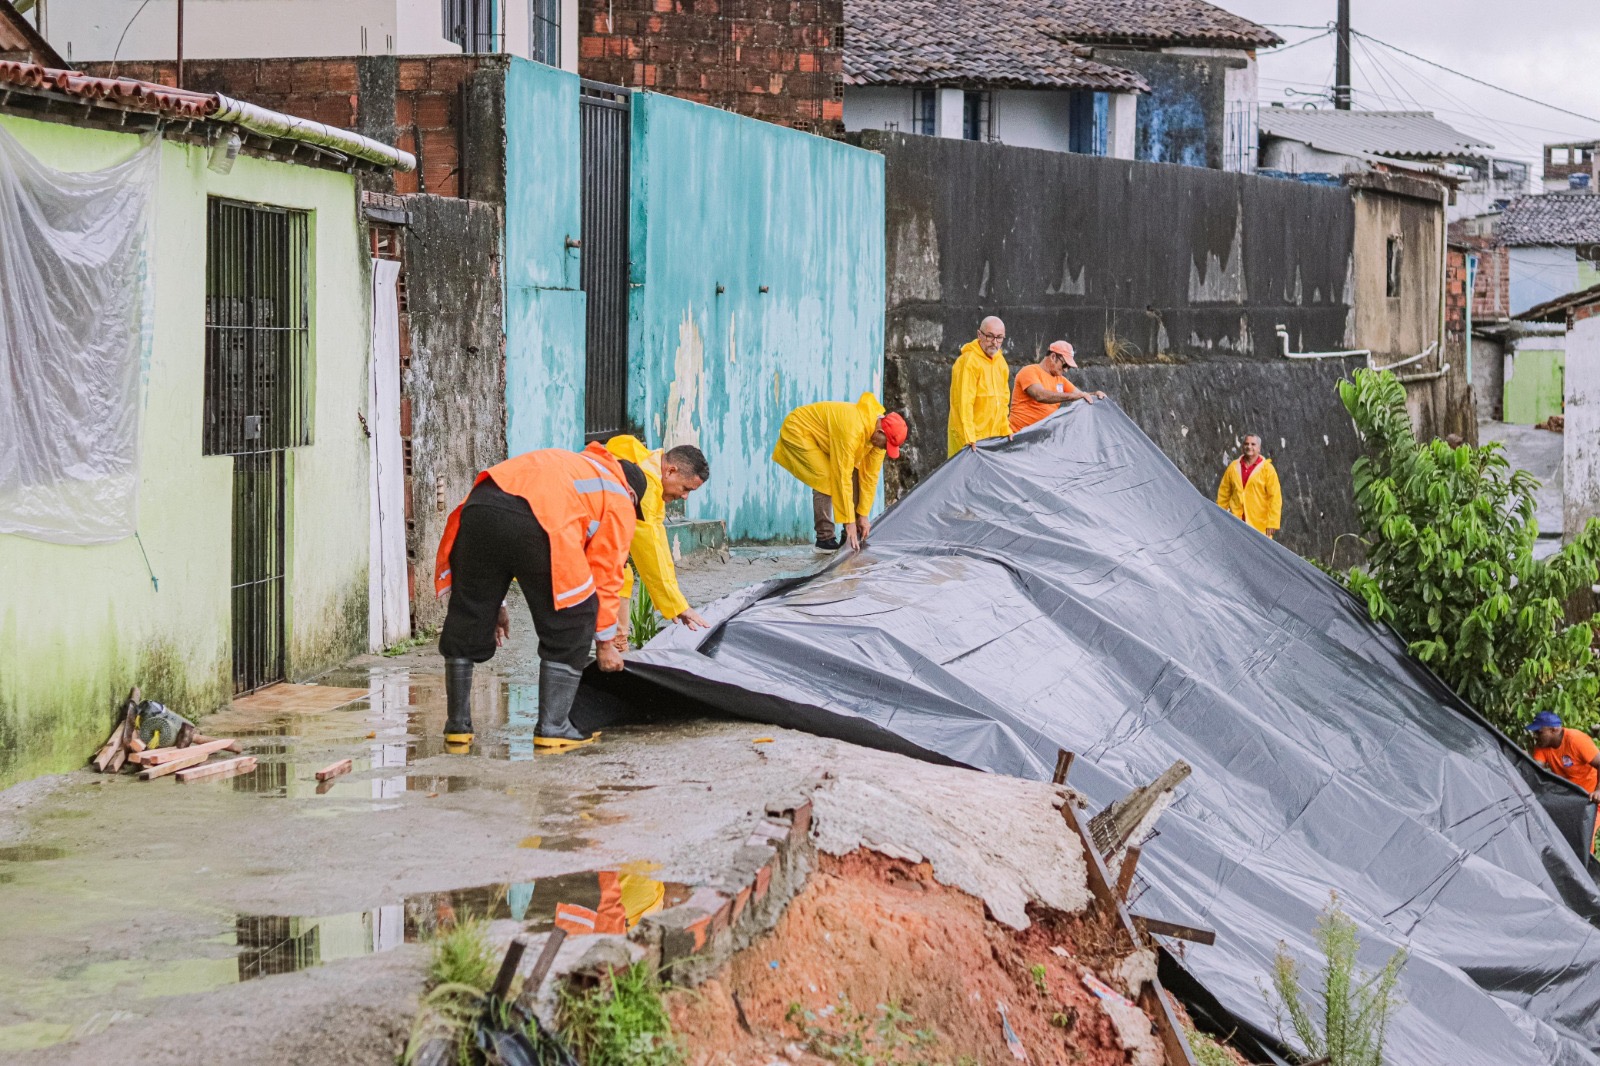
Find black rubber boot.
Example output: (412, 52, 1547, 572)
(443, 657, 475, 743)
(534, 660, 592, 750)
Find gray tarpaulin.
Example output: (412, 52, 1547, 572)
(0, 123, 157, 544)
(618, 402, 1600, 1066)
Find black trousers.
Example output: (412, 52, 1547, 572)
(438, 487, 597, 669)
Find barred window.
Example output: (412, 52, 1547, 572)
(203, 199, 312, 456)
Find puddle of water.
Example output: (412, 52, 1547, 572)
(0, 845, 68, 862)
(227, 873, 689, 982)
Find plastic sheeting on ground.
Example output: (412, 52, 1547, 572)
(625, 402, 1600, 1066)
(0, 122, 158, 545)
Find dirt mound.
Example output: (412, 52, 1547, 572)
(669, 850, 1156, 1065)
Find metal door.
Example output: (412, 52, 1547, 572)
(231, 451, 285, 694)
(579, 80, 631, 441)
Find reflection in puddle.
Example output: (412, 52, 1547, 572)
(233, 872, 690, 981)
(0, 846, 68, 862)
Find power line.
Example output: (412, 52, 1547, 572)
(1354, 30, 1600, 126)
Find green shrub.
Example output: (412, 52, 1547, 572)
(1337, 368, 1600, 733)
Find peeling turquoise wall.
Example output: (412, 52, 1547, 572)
(626, 93, 886, 542)
(504, 58, 586, 454)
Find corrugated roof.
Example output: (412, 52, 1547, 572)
(0, 60, 414, 171)
(1497, 193, 1600, 246)
(1514, 281, 1600, 322)
(845, 0, 1150, 90)
(1258, 108, 1492, 159)
(1029, 0, 1282, 48)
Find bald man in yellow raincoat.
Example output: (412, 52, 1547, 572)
(772, 392, 908, 552)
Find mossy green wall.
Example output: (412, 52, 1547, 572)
(0, 114, 371, 787)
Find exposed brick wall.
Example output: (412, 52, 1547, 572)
(578, 0, 844, 135)
(80, 56, 502, 199)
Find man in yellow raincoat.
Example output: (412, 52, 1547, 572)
(948, 316, 1013, 456)
(771, 392, 908, 552)
(1215, 434, 1282, 538)
(605, 435, 713, 634)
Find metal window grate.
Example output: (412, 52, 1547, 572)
(204, 199, 311, 456)
(231, 450, 286, 694)
(580, 79, 632, 442)
(530, 0, 560, 65)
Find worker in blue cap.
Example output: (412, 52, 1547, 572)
(1527, 712, 1600, 801)
(1528, 711, 1600, 856)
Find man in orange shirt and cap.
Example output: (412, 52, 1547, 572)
(433, 443, 646, 751)
(1009, 341, 1106, 433)
(1528, 711, 1600, 854)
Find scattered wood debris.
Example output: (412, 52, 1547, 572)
(87, 686, 249, 784)
(315, 758, 352, 782)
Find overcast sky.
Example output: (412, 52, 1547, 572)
(1221, 0, 1600, 178)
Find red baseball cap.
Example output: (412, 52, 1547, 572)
(1048, 340, 1077, 367)
(880, 412, 908, 458)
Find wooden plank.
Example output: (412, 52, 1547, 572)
(175, 756, 257, 783)
(1060, 799, 1198, 1066)
(490, 937, 528, 1001)
(138, 748, 213, 780)
(191, 732, 243, 753)
(315, 759, 353, 782)
(1140, 984, 1202, 1066)
(1134, 916, 1217, 946)
(140, 739, 236, 766)
(1052, 749, 1075, 786)
(1115, 846, 1141, 902)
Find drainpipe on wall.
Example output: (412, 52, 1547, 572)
(1274, 324, 1370, 359)
(1466, 253, 1479, 382)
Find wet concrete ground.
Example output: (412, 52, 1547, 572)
(1480, 419, 1564, 558)
(0, 546, 833, 1062)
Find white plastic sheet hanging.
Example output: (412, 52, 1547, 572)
(0, 122, 159, 545)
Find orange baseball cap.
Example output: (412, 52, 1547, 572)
(880, 413, 908, 458)
(1048, 340, 1077, 367)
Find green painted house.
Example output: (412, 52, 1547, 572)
(0, 58, 412, 786)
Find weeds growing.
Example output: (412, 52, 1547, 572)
(628, 577, 664, 649)
(1184, 1025, 1238, 1066)
(787, 997, 961, 1065)
(557, 962, 683, 1066)
(1266, 895, 1406, 1066)
(402, 918, 497, 1066)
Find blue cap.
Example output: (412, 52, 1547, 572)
(1527, 711, 1564, 732)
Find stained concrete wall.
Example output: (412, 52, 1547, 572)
(627, 92, 886, 541)
(1095, 48, 1241, 170)
(1565, 312, 1600, 543)
(503, 58, 588, 455)
(402, 195, 507, 632)
(871, 131, 1361, 561)
(0, 113, 372, 786)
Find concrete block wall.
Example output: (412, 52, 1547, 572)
(577, 0, 843, 135)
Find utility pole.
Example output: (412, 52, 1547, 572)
(176, 0, 184, 88)
(1333, 0, 1351, 110)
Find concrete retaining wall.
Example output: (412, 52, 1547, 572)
(870, 131, 1362, 561)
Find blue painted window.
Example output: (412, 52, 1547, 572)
(913, 90, 936, 136)
(962, 91, 990, 141)
(1069, 91, 1107, 155)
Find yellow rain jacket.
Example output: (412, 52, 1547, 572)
(771, 392, 888, 525)
(947, 339, 1012, 457)
(1216, 456, 1283, 536)
(605, 435, 690, 620)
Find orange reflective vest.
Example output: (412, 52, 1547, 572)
(434, 443, 637, 641)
